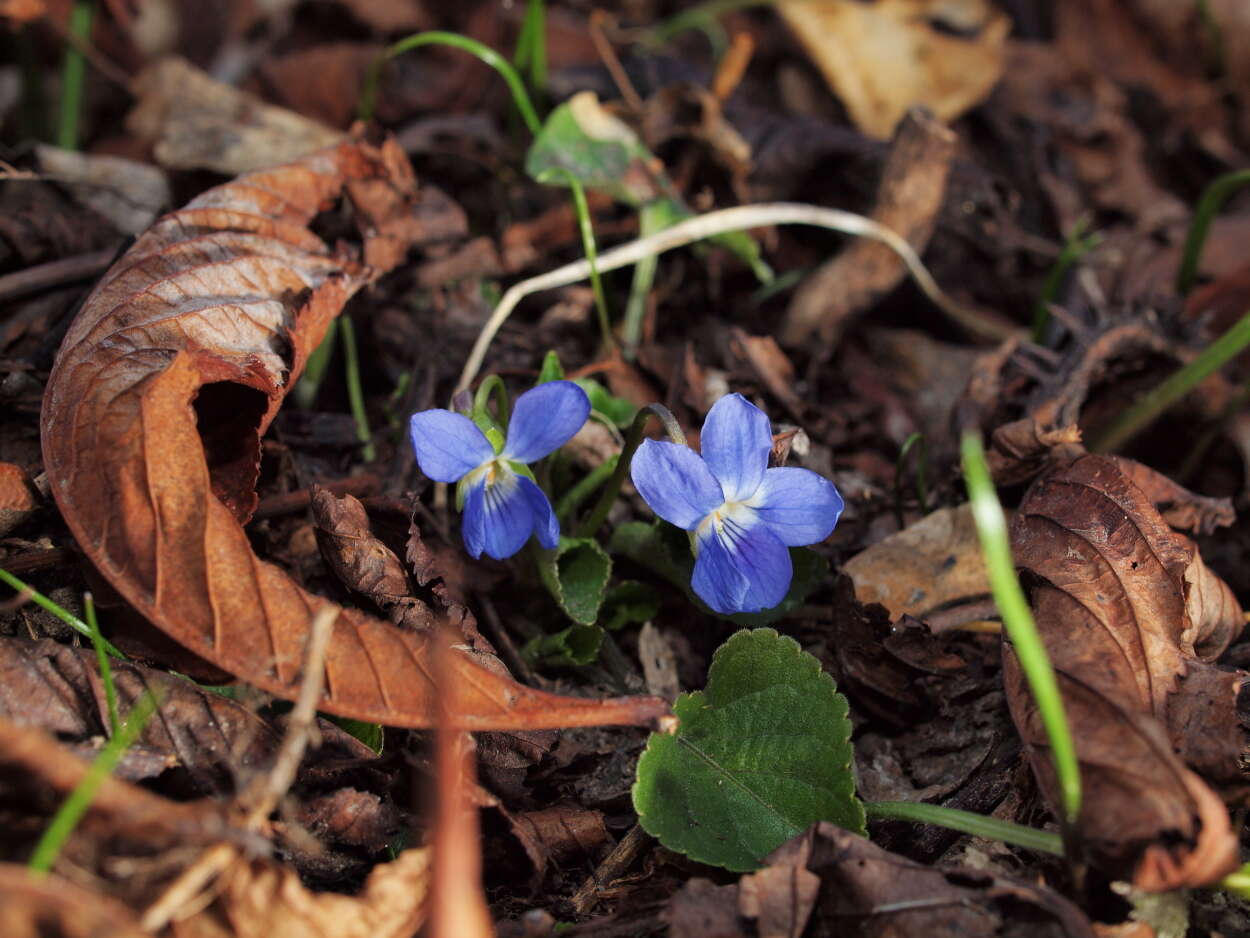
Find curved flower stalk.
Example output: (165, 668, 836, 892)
(631, 393, 843, 614)
(410, 381, 590, 560)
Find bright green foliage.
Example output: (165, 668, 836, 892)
(523, 623, 604, 667)
(538, 536, 612, 625)
(609, 520, 824, 625)
(525, 95, 771, 282)
(328, 716, 385, 754)
(633, 628, 864, 871)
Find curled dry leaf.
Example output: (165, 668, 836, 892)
(0, 636, 277, 788)
(40, 137, 667, 732)
(169, 847, 431, 938)
(750, 822, 1094, 938)
(0, 864, 148, 938)
(1007, 454, 1247, 889)
(0, 716, 225, 853)
(0, 461, 38, 536)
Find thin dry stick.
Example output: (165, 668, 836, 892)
(140, 605, 340, 931)
(457, 202, 1017, 392)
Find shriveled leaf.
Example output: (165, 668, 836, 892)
(843, 504, 990, 623)
(40, 138, 666, 732)
(1007, 454, 1246, 889)
(0, 864, 148, 938)
(173, 847, 431, 938)
(633, 629, 864, 872)
(610, 520, 825, 625)
(0, 636, 278, 787)
(766, 823, 1096, 938)
(778, 0, 1009, 140)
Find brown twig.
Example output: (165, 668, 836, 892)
(589, 10, 644, 114)
(0, 249, 118, 304)
(140, 605, 339, 931)
(570, 823, 653, 916)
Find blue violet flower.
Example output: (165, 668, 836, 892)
(410, 381, 590, 560)
(630, 393, 843, 614)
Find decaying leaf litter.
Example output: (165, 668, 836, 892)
(4, 1, 1250, 935)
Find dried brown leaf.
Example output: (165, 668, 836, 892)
(767, 823, 1095, 938)
(171, 847, 431, 938)
(127, 57, 343, 174)
(40, 137, 667, 732)
(0, 864, 148, 938)
(1007, 455, 1246, 888)
(0, 636, 277, 787)
(0, 461, 38, 536)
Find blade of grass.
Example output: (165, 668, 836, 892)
(513, 0, 548, 95)
(0, 568, 124, 658)
(1090, 308, 1250, 453)
(83, 592, 119, 736)
(27, 691, 157, 874)
(56, 0, 93, 149)
(864, 801, 1063, 856)
(1031, 215, 1101, 342)
(894, 431, 929, 521)
(457, 202, 1017, 392)
(359, 32, 540, 134)
(534, 168, 615, 351)
(1177, 168, 1250, 296)
(622, 202, 666, 360)
(961, 432, 1081, 828)
(293, 325, 338, 409)
(339, 315, 376, 462)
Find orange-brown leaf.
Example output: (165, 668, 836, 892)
(40, 137, 666, 732)
(1007, 454, 1245, 889)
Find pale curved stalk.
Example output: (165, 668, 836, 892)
(457, 202, 1016, 392)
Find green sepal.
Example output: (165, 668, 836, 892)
(537, 350, 566, 384)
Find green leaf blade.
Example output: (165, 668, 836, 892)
(633, 628, 863, 872)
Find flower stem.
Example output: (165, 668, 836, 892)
(576, 404, 684, 539)
(473, 374, 511, 426)
(556, 454, 618, 522)
(339, 316, 375, 462)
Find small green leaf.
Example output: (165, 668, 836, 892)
(609, 521, 825, 625)
(537, 350, 565, 384)
(523, 623, 604, 667)
(538, 536, 612, 625)
(527, 93, 770, 283)
(327, 715, 385, 754)
(633, 628, 864, 871)
(601, 580, 659, 631)
(574, 377, 637, 427)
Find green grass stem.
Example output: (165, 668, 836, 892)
(27, 692, 157, 874)
(895, 432, 929, 517)
(865, 801, 1063, 856)
(1031, 216, 1100, 342)
(0, 568, 123, 658)
(56, 0, 93, 150)
(961, 433, 1081, 828)
(556, 454, 618, 523)
(535, 168, 615, 351)
(83, 593, 118, 736)
(359, 32, 541, 135)
(513, 0, 548, 96)
(293, 326, 338, 409)
(622, 202, 666, 360)
(1177, 168, 1250, 296)
(338, 316, 376, 462)
(1090, 309, 1250, 453)
(576, 404, 685, 539)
